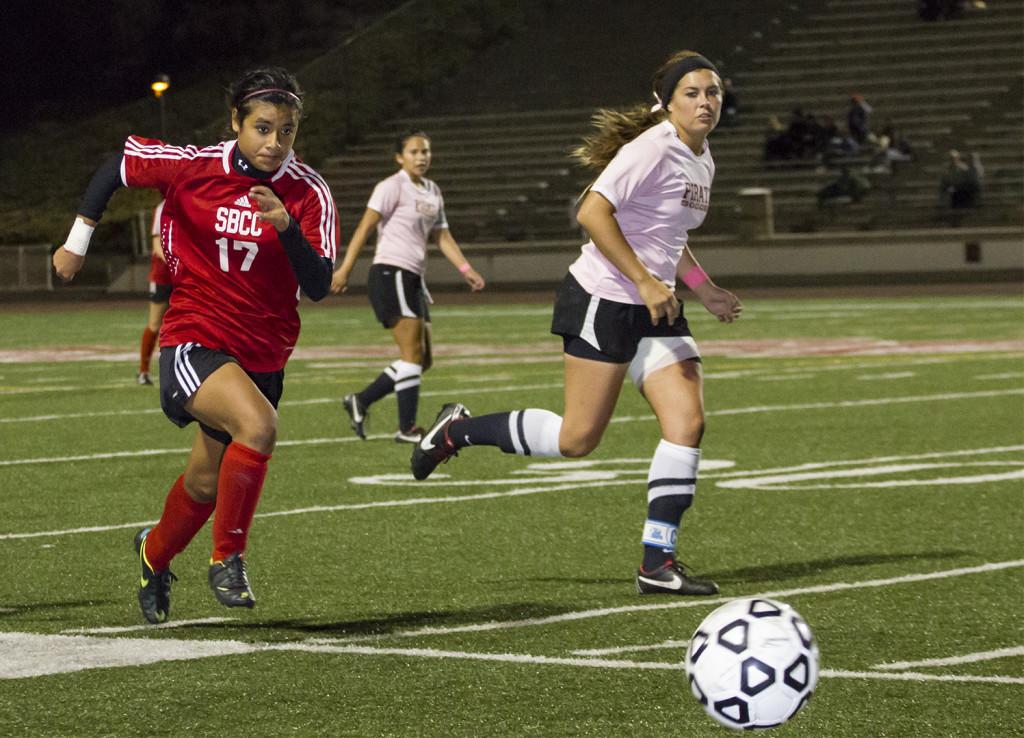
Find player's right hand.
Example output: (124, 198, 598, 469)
(330, 269, 349, 294)
(638, 276, 680, 325)
(52, 247, 85, 282)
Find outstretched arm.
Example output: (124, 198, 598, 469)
(677, 246, 742, 323)
(435, 228, 484, 291)
(331, 208, 382, 294)
(52, 153, 124, 282)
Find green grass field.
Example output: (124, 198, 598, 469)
(1, 291, 1022, 736)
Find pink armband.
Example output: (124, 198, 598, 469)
(682, 265, 709, 290)
(458, 262, 472, 274)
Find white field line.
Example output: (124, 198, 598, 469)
(2, 388, 1021, 469)
(317, 560, 1024, 644)
(62, 617, 236, 635)
(873, 646, 1024, 671)
(0, 352, 1007, 423)
(2, 445, 1021, 541)
(571, 639, 690, 656)
(4, 632, 1022, 684)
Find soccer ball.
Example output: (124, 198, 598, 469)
(685, 598, 818, 730)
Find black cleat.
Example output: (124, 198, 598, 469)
(636, 558, 719, 596)
(410, 402, 470, 480)
(208, 553, 256, 608)
(134, 527, 177, 624)
(393, 426, 424, 444)
(343, 393, 367, 439)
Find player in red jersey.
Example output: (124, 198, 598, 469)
(53, 67, 338, 623)
(137, 199, 172, 386)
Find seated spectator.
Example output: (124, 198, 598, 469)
(871, 122, 914, 172)
(817, 165, 871, 208)
(721, 77, 739, 127)
(846, 94, 873, 145)
(764, 114, 791, 161)
(939, 149, 983, 209)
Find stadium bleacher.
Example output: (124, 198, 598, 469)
(321, 0, 1023, 242)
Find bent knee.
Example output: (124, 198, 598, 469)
(183, 469, 218, 503)
(231, 408, 278, 454)
(558, 433, 602, 458)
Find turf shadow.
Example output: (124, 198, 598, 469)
(223, 601, 577, 637)
(0, 599, 119, 617)
(703, 549, 972, 584)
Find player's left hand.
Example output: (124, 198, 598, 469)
(463, 268, 485, 292)
(249, 185, 290, 232)
(696, 284, 743, 323)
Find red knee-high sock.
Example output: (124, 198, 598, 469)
(140, 327, 158, 373)
(211, 442, 271, 562)
(145, 475, 215, 572)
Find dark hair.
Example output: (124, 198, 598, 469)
(395, 129, 430, 154)
(572, 50, 718, 170)
(227, 66, 304, 123)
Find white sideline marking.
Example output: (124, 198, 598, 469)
(873, 646, 1024, 671)
(319, 560, 1024, 643)
(977, 372, 1024, 380)
(2, 388, 1021, 469)
(0, 632, 260, 679)
(571, 639, 689, 656)
(820, 669, 1024, 686)
(6, 631, 1023, 685)
(717, 462, 1024, 491)
(857, 372, 916, 380)
(2, 445, 1021, 541)
(62, 617, 236, 635)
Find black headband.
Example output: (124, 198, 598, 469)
(656, 55, 720, 109)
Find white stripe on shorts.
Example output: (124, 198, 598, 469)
(395, 270, 416, 318)
(173, 343, 201, 397)
(580, 295, 601, 351)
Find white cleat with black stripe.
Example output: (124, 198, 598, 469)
(636, 558, 719, 596)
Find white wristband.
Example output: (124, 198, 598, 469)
(63, 218, 95, 256)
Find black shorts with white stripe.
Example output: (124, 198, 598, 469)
(367, 263, 430, 328)
(158, 343, 284, 445)
(550, 272, 693, 364)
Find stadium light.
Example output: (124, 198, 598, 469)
(151, 74, 170, 140)
(150, 74, 170, 98)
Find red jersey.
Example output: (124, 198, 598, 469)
(122, 136, 338, 372)
(148, 200, 172, 285)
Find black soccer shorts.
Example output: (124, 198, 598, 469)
(158, 343, 284, 445)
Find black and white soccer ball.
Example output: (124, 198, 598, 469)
(685, 597, 818, 730)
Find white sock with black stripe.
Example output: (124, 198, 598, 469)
(449, 408, 564, 457)
(641, 440, 699, 571)
(393, 360, 422, 432)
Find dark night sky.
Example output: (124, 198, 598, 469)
(2, 0, 396, 136)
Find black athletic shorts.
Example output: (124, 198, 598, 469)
(550, 272, 693, 364)
(158, 343, 284, 445)
(367, 263, 430, 328)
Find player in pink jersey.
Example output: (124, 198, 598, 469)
(137, 199, 172, 386)
(410, 51, 742, 596)
(331, 130, 484, 443)
(53, 67, 338, 623)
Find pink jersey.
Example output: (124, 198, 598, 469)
(569, 120, 715, 304)
(368, 169, 448, 276)
(122, 136, 339, 372)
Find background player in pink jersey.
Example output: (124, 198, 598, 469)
(330, 130, 485, 443)
(53, 67, 338, 623)
(410, 51, 742, 596)
(137, 199, 172, 386)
